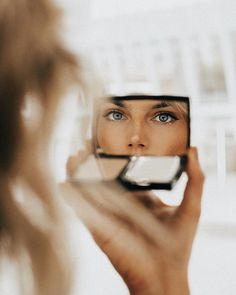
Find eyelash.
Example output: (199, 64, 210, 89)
(151, 112, 178, 124)
(104, 110, 127, 121)
(104, 110, 178, 123)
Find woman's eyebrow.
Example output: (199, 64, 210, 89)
(104, 100, 127, 108)
(109, 100, 126, 108)
(151, 102, 172, 109)
(110, 101, 172, 109)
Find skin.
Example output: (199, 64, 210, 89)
(96, 99, 188, 156)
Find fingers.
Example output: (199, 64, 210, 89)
(66, 154, 80, 177)
(131, 191, 176, 223)
(85, 139, 93, 153)
(66, 140, 92, 178)
(177, 147, 205, 221)
(132, 191, 166, 209)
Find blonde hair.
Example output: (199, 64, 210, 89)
(0, 0, 80, 294)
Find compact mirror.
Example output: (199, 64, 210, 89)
(92, 95, 190, 190)
(69, 95, 190, 190)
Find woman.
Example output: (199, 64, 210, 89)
(0, 0, 204, 294)
(0, 0, 79, 294)
(95, 95, 189, 156)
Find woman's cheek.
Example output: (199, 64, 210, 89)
(150, 128, 186, 155)
(97, 127, 125, 154)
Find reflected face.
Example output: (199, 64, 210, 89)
(96, 98, 189, 156)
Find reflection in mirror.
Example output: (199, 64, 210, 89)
(94, 95, 190, 157)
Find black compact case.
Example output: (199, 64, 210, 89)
(95, 153, 188, 191)
(117, 155, 188, 191)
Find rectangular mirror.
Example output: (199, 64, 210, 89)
(69, 95, 190, 190)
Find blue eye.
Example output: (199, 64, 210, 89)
(152, 113, 176, 123)
(106, 111, 126, 121)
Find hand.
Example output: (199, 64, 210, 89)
(66, 140, 92, 179)
(63, 147, 204, 295)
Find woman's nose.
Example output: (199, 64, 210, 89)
(127, 126, 148, 153)
(128, 134, 145, 147)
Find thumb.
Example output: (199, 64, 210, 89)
(177, 147, 205, 221)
